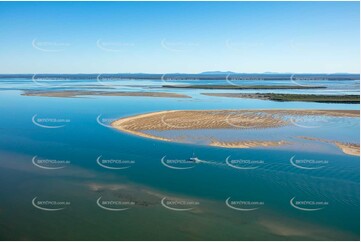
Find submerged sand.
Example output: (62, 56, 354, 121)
(22, 90, 191, 98)
(298, 136, 360, 156)
(111, 109, 359, 150)
(209, 139, 290, 148)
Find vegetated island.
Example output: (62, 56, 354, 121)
(22, 90, 191, 98)
(111, 109, 359, 154)
(163, 84, 326, 90)
(202, 93, 360, 103)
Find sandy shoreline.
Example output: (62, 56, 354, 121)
(111, 109, 359, 150)
(298, 136, 360, 156)
(22, 90, 191, 98)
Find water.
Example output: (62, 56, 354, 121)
(0, 78, 359, 240)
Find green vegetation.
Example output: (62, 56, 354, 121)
(163, 84, 325, 90)
(202, 93, 360, 103)
(265, 93, 360, 103)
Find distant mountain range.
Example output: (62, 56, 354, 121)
(200, 71, 356, 75)
(200, 71, 236, 75)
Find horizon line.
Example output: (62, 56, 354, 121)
(0, 72, 360, 75)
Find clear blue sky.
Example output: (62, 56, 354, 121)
(0, 1, 359, 74)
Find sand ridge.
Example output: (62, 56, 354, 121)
(209, 139, 290, 148)
(22, 90, 191, 98)
(112, 110, 290, 132)
(298, 136, 360, 156)
(111, 109, 359, 150)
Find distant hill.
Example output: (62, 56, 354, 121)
(0, 73, 359, 81)
(200, 71, 236, 75)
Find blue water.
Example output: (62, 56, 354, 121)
(0, 78, 359, 240)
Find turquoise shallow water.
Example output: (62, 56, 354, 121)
(0, 78, 359, 240)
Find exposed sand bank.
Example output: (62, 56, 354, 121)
(112, 109, 359, 149)
(209, 139, 290, 148)
(335, 142, 360, 156)
(22, 90, 191, 98)
(298, 136, 360, 156)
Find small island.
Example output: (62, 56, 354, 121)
(163, 84, 326, 90)
(202, 93, 360, 103)
(22, 90, 191, 98)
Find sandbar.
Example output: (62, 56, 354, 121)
(111, 109, 359, 149)
(22, 90, 191, 98)
(298, 136, 360, 156)
(209, 139, 290, 148)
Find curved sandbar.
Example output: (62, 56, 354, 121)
(298, 136, 360, 156)
(22, 90, 191, 98)
(111, 109, 359, 149)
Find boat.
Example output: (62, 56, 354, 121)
(188, 153, 202, 163)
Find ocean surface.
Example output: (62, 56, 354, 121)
(0, 77, 359, 240)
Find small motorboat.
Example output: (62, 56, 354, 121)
(188, 153, 202, 163)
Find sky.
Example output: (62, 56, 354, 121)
(0, 1, 359, 74)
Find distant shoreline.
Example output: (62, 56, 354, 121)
(1, 73, 360, 81)
(203, 93, 360, 103)
(164, 84, 326, 89)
